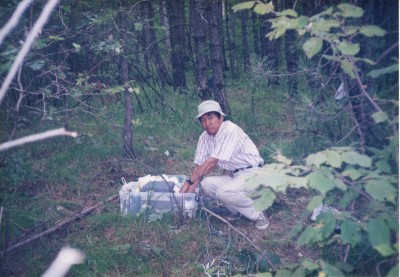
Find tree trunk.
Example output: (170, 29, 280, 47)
(226, 1, 237, 78)
(145, 1, 172, 87)
(120, 13, 135, 159)
(192, 0, 211, 100)
(168, 0, 187, 91)
(240, 10, 250, 72)
(208, 0, 230, 114)
(252, 12, 261, 57)
(284, 0, 298, 95)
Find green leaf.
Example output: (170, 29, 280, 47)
(371, 112, 389, 123)
(376, 160, 391, 174)
(232, 1, 255, 12)
(297, 16, 308, 28)
(252, 189, 276, 211)
(28, 60, 45, 71)
(320, 260, 344, 277)
(302, 38, 323, 59)
(341, 220, 361, 247)
(316, 212, 336, 239)
(360, 25, 386, 37)
(306, 152, 327, 167)
(253, 2, 274, 15)
(367, 219, 395, 256)
(276, 9, 298, 17)
(342, 168, 364, 181)
(313, 19, 340, 32)
(307, 195, 323, 211)
(337, 3, 364, 18)
(338, 41, 360, 55)
(308, 171, 335, 195)
(341, 151, 372, 167)
(288, 223, 304, 239)
(365, 179, 397, 204)
(303, 259, 319, 271)
(367, 64, 399, 78)
(297, 226, 318, 246)
(340, 60, 356, 79)
(325, 150, 342, 168)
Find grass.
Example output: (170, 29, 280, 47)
(0, 75, 359, 276)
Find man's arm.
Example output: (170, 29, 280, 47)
(180, 157, 218, 193)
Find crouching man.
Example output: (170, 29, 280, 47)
(180, 100, 269, 230)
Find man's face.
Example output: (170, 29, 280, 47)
(200, 112, 224, 136)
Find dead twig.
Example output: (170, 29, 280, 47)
(0, 127, 78, 151)
(202, 207, 278, 271)
(2, 195, 119, 256)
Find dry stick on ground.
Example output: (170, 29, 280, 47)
(2, 195, 119, 256)
(202, 207, 278, 272)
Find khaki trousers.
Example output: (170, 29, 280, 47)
(200, 169, 261, 221)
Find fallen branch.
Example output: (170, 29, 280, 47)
(2, 195, 119, 256)
(0, 127, 78, 151)
(202, 207, 278, 271)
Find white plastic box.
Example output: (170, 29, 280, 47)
(119, 176, 198, 218)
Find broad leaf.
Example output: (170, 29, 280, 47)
(288, 223, 304, 239)
(308, 171, 335, 195)
(252, 189, 276, 211)
(313, 19, 340, 32)
(297, 226, 319, 246)
(232, 1, 255, 12)
(316, 212, 336, 239)
(367, 219, 395, 256)
(302, 38, 323, 59)
(338, 41, 360, 55)
(320, 260, 344, 277)
(307, 195, 323, 211)
(367, 64, 399, 78)
(340, 60, 356, 78)
(303, 259, 319, 270)
(337, 3, 364, 18)
(372, 112, 389, 123)
(276, 9, 298, 17)
(360, 25, 386, 37)
(325, 150, 342, 168)
(341, 151, 372, 167)
(365, 179, 397, 204)
(341, 220, 361, 247)
(253, 2, 274, 15)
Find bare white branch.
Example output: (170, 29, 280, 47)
(0, 0, 59, 104)
(0, 128, 78, 151)
(0, 0, 34, 45)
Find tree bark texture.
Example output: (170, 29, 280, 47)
(240, 10, 250, 72)
(192, 0, 211, 100)
(168, 0, 187, 91)
(284, 0, 298, 95)
(208, 0, 230, 115)
(120, 13, 135, 159)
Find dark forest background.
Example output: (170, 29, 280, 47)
(0, 0, 398, 276)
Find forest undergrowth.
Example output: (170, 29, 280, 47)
(0, 74, 396, 276)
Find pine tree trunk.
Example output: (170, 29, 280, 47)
(168, 0, 187, 91)
(240, 10, 250, 72)
(192, 0, 211, 99)
(208, 0, 230, 114)
(284, 0, 298, 95)
(145, 1, 172, 87)
(120, 13, 135, 159)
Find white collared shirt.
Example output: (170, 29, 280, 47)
(194, 121, 264, 171)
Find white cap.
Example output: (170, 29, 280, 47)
(195, 100, 226, 120)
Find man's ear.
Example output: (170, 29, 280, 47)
(220, 115, 225, 122)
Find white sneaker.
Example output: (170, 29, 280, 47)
(255, 213, 269, 230)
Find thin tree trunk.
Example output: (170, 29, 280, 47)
(284, 0, 298, 95)
(120, 13, 135, 159)
(252, 12, 260, 57)
(145, 1, 172, 87)
(208, 0, 230, 114)
(240, 10, 250, 72)
(168, 0, 187, 91)
(192, 0, 210, 99)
